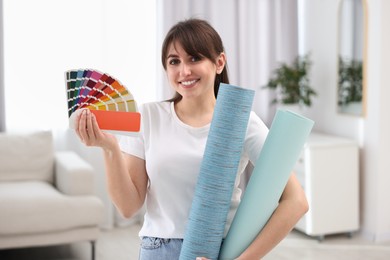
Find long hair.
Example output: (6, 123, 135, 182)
(161, 18, 229, 102)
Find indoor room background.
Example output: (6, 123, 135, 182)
(0, 0, 389, 248)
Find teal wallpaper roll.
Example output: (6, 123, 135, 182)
(219, 109, 314, 260)
(179, 83, 255, 260)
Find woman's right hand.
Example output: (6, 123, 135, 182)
(75, 109, 118, 151)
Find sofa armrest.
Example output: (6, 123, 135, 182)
(55, 151, 95, 196)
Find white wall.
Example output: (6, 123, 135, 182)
(299, 0, 390, 241)
(364, 0, 390, 241)
(298, 0, 364, 141)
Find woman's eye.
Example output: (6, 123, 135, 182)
(168, 59, 180, 65)
(191, 56, 201, 62)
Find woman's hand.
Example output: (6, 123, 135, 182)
(75, 109, 117, 151)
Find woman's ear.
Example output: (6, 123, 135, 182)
(216, 52, 226, 74)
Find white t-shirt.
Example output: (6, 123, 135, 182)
(119, 101, 269, 239)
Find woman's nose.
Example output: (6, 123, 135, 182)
(179, 63, 191, 76)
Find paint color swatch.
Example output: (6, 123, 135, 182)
(65, 69, 140, 132)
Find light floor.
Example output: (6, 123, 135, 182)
(1, 223, 390, 260)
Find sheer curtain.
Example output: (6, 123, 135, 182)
(157, 0, 298, 125)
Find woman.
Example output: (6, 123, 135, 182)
(75, 18, 308, 260)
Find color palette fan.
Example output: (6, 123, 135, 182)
(65, 69, 141, 133)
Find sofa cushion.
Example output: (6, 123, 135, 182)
(0, 131, 54, 183)
(0, 181, 104, 235)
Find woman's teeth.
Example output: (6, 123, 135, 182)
(181, 80, 197, 86)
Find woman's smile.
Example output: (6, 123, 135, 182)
(180, 79, 200, 88)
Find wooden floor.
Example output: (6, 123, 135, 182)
(1, 223, 390, 260)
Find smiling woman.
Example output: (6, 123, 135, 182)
(2, 0, 157, 131)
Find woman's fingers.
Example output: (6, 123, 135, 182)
(78, 109, 108, 146)
(77, 109, 93, 145)
(76, 110, 85, 141)
(75, 109, 115, 149)
(90, 110, 104, 140)
(85, 109, 96, 141)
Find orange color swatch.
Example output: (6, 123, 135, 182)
(90, 110, 141, 132)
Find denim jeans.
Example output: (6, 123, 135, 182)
(139, 236, 183, 260)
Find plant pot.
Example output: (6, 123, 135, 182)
(338, 101, 362, 116)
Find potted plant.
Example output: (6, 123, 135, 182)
(338, 56, 363, 106)
(263, 54, 316, 108)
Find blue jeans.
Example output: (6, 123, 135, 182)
(139, 237, 183, 260)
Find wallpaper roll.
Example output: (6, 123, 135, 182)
(179, 83, 255, 260)
(219, 109, 314, 260)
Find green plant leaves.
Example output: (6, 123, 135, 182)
(338, 56, 363, 105)
(263, 54, 316, 107)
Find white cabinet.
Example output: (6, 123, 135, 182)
(294, 132, 359, 240)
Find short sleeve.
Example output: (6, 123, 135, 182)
(118, 134, 145, 160)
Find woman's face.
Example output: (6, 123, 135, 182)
(165, 42, 225, 101)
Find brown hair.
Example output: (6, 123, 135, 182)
(161, 18, 229, 102)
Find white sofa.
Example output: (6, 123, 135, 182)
(0, 131, 104, 259)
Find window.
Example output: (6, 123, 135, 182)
(3, 0, 157, 130)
